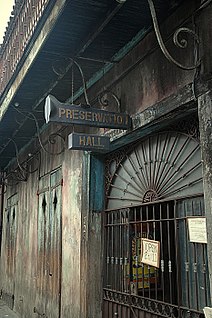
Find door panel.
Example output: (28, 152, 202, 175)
(36, 169, 62, 318)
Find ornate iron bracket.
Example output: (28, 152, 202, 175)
(147, 0, 200, 70)
(0, 151, 41, 190)
(13, 107, 65, 155)
(52, 57, 90, 106)
(98, 90, 121, 112)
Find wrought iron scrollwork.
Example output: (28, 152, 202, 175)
(3, 139, 41, 185)
(13, 107, 65, 156)
(52, 57, 90, 106)
(166, 115, 200, 141)
(98, 90, 121, 112)
(173, 27, 199, 50)
(147, 0, 200, 70)
(43, 133, 66, 155)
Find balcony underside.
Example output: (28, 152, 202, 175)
(0, 0, 183, 169)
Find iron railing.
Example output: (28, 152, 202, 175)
(0, 0, 50, 95)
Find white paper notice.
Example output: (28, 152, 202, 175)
(187, 217, 207, 244)
(203, 307, 212, 318)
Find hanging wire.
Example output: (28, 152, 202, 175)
(8, 138, 26, 176)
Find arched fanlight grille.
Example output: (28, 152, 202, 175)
(106, 132, 203, 209)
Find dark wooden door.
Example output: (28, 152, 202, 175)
(36, 168, 62, 318)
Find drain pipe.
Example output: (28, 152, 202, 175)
(0, 174, 5, 257)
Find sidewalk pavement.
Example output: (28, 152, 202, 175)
(0, 300, 20, 318)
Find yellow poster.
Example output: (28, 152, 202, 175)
(126, 234, 159, 290)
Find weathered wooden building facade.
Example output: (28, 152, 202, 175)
(0, 0, 211, 317)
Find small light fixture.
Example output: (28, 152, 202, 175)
(14, 102, 19, 107)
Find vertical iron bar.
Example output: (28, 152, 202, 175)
(193, 242, 199, 310)
(159, 203, 165, 301)
(202, 246, 208, 306)
(184, 200, 191, 308)
(200, 199, 209, 306)
(140, 206, 145, 297)
(127, 208, 130, 294)
(115, 211, 118, 291)
(120, 210, 123, 292)
(106, 212, 110, 289)
(134, 207, 138, 294)
(167, 203, 173, 303)
(124, 209, 128, 293)
(111, 212, 114, 290)
(153, 204, 158, 300)
(147, 205, 151, 299)
(191, 200, 199, 310)
(174, 200, 181, 314)
(118, 211, 121, 292)
(129, 210, 132, 296)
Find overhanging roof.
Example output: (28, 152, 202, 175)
(0, 0, 183, 169)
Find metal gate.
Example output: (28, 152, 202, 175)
(103, 132, 210, 318)
(103, 196, 210, 318)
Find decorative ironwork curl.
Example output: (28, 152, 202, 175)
(173, 27, 199, 49)
(98, 90, 121, 112)
(147, 0, 200, 70)
(0, 151, 41, 190)
(45, 133, 66, 155)
(12, 107, 65, 155)
(5, 168, 27, 184)
(166, 116, 200, 141)
(143, 189, 158, 203)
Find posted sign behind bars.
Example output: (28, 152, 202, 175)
(141, 238, 160, 268)
(45, 95, 131, 129)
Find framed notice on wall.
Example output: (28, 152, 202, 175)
(187, 217, 207, 244)
(141, 238, 160, 268)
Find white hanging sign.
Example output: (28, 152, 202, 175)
(140, 238, 160, 268)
